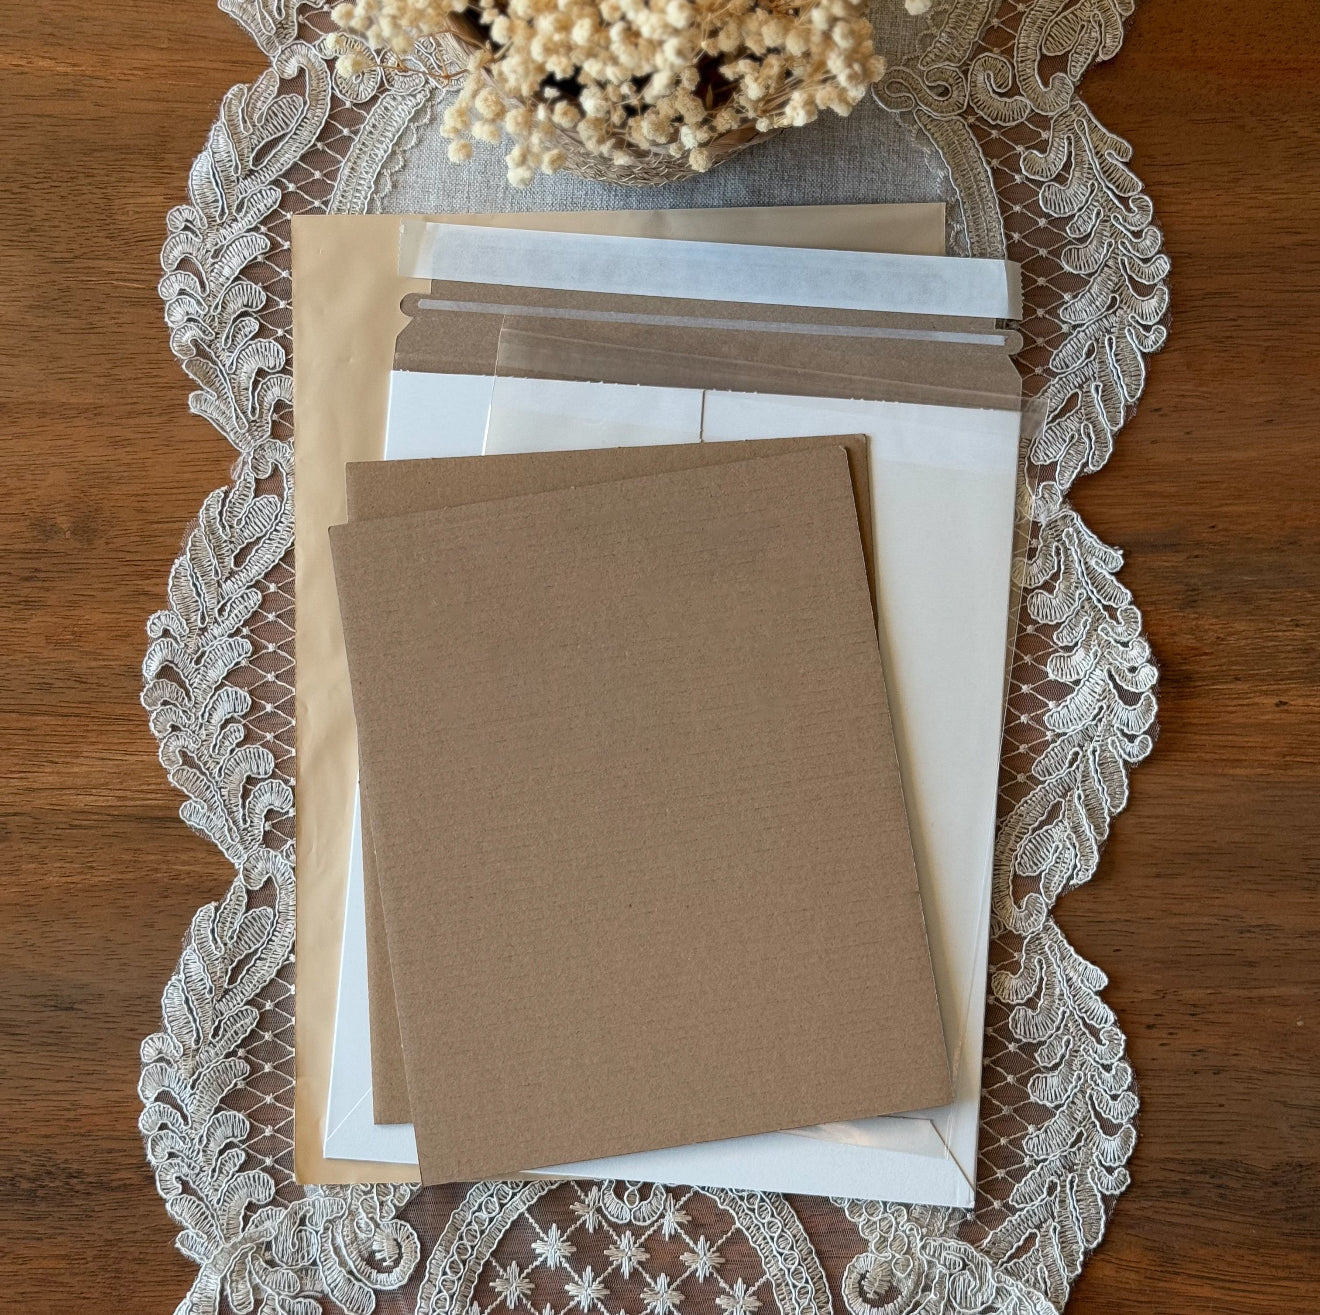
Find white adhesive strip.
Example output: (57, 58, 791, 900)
(408, 223, 1023, 320)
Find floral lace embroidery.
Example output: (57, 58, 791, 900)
(141, 2, 1163, 1312)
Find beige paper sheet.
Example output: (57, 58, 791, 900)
(292, 203, 947, 1184)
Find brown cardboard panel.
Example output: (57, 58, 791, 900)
(330, 447, 949, 1183)
(347, 434, 878, 1124)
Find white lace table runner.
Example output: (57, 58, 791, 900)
(139, 2, 1165, 1312)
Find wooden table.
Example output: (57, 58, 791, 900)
(1, 2, 1315, 1310)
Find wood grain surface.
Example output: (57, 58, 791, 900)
(1, 1, 1316, 1311)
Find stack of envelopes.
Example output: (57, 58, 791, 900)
(330, 438, 952, 1183)
(301, 214, 1025, 1203)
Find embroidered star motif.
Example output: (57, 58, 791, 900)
(658, 1195, 691, 1240)
(682, 1236, 724, 1281)
(571, 1187, 603, 1233)
(564, 1266, 608, 1312)
(491, 1261, 534, 1309)
(533, 1224, 576, 1270)
(716, 1279, 762, 1315)
(642, 1273, 685, 1315)
(605, 1230, 650, 1280)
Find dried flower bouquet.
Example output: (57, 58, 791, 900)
(330, 0, 889, 185)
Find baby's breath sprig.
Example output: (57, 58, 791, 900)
(331, 0, 889, 185)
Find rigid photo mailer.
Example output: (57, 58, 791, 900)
(321, 226, 1029, 1203)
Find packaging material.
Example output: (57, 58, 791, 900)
(329, 448, 951, 1184)
(292, 203, 948, 1184)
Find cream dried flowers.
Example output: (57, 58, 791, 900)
(330, 0, 887, 185)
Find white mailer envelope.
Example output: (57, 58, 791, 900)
(325, 229, 1021, 1204)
